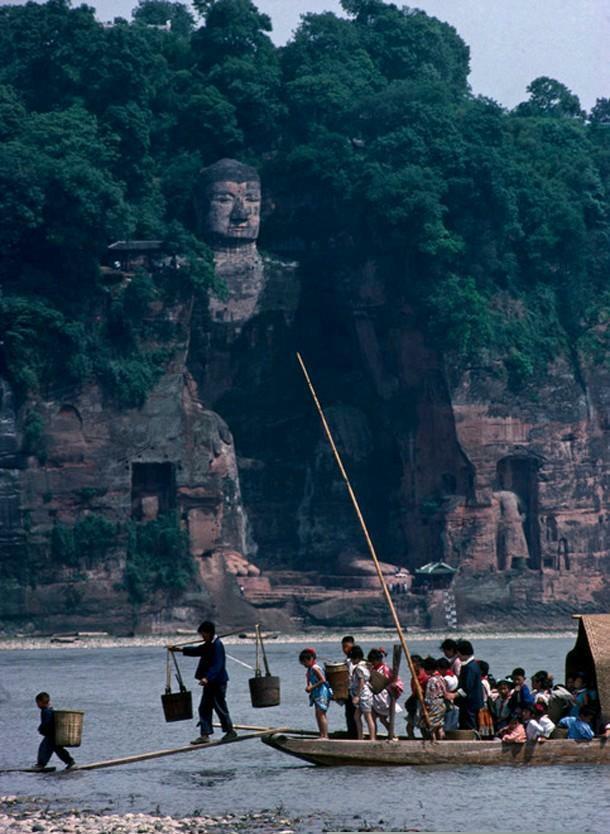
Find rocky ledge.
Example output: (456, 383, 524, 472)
(0, 798, 301, 834)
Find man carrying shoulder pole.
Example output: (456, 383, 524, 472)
(170, 621, 237, 744)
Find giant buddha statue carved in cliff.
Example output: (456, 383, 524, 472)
(193, 158, 299, 405)
(197, 158, 261, 249)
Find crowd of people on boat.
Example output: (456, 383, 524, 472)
(299, 635, 609, 743)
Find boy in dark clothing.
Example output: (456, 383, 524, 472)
(405, 654, 428, 739)
(508, 667, 535, 711)
(171, 621, 236, 745)
(341, 635, 358, 739)
(34, 692, 75, 770)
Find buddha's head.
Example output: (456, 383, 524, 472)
(196, 158, 261, 246)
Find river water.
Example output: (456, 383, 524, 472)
(0, 635, 606, 833)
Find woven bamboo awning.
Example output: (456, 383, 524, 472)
(565, 614, 610, 723)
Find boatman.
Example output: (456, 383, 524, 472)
(171, 621, 237, 745)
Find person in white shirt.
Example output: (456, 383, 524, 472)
(438, 657, 459, 732)
(522, 702, 555, 741)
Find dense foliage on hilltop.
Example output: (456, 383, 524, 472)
(1, 0, 609, 402)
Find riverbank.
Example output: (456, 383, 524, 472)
(0, 628, 577, 651)
(0, 797, 302, 834)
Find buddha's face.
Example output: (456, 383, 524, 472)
(204, 179, 261, 243)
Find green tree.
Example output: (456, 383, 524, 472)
(515, 76, 585, 119)
(132, 0, 195, 37)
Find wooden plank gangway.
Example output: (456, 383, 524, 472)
(76, 728, 285, 771)
(0, 726, 310, 775)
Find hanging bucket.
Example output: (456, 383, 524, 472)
(162, 650, 193, 722)
(162, 690, 193, 722)
(325, 662, 349, 700)
(369, 668, 391, 694)
(248, 624, 280, 707)
(249, 673, 281, 708)
(54, 710, 84, 747)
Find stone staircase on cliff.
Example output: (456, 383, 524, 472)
(244, 569, 385, 608)
(443, 589, 458, 629)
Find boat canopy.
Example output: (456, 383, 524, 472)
(565, 614, 610, 723)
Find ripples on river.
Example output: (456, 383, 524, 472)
(0, 636, 606, 833)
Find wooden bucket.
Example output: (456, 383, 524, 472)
(325, 662, 349, 700)
(54, 710, 84, 747)
(370, 668, 391, 694)
(445, 729, 477, 740)
(249, 674, 280, 708)
(161, 690, 193, 722)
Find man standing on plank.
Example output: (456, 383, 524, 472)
(171, 621, 237, 744)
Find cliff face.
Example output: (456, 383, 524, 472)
(2, 158, 609, 633)
(196, 241, 610, 627)
(0, 293, 259, 633)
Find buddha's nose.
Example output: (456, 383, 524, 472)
(230, 198, 249, 224)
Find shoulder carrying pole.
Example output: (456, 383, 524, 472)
(297, 352, 431, 730)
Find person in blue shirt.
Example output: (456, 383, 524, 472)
(455, 640, 484, 730)
(559, 705, 596, 740)
(171, 621, 236, 745)
(509, 667, 535, 711)
(33, 692, 75, 771)
(569, 672, 598, 718)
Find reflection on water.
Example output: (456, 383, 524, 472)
(0, 637, 607, 833)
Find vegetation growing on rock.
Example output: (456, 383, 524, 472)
(0, 0, 608, 402)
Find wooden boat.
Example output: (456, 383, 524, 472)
(262, 732, 610, 767)
(262, 614, 610, 767)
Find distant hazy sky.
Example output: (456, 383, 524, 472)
(2, 0, 608, 110)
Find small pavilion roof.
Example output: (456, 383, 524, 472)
(415, 561, 457, 576)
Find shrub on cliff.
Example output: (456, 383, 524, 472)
(51, 515, 118, 567)
(125, 514, 194, 603)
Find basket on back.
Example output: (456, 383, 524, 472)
(369, 667, 392, 694)
(54, 710, 84, 747)
(162, 649, 193, 722)
(249, 624, 280, 708)
(324, 662, 349, 701)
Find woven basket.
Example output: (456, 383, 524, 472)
(54, 710, 84, 747)
(325, 662, 349, 701)
(370, 668, 391, 694)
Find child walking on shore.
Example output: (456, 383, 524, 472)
(34, 692, 75, 771)
(299, 648, 332, 738)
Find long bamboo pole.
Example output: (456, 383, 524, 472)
(296, 352, 430, 730)
(167, 628, 244, 649)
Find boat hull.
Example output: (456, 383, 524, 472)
(261, 733, 610, 767)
